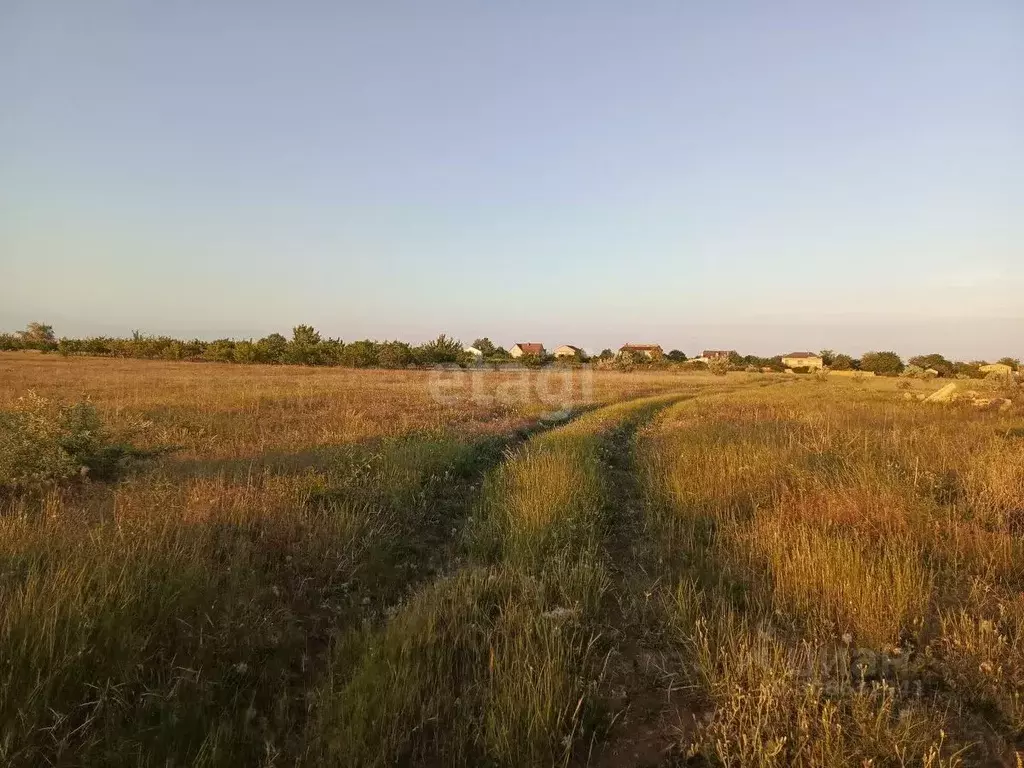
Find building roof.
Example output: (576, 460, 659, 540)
(555, 344, 582, 352)
(619, 343, 662, 351)
(783, 351, 820, 358)
(514, 342, 544, 355)
(702, 350, 733, 357)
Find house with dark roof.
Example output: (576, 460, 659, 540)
(510, 342, 545, 358)
(701, 350, 734, 361)
(782, 351, 824, 370)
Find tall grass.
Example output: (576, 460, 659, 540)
(637, 383, 1024, 764)
(4, 354, 1020, 764)
(311, 393, 688, 766)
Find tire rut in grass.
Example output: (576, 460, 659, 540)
(310, 395, 689, 767)
(340, 407, 600, 625)
(274, 410, 597, 763)
(589, 398, 700, 768)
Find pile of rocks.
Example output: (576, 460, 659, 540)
(903, 382, 1014, 411)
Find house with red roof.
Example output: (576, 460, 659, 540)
(510, 342, 545, 358)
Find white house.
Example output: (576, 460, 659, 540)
(781, 352, 824, 370)
(554, 344, 583, 358)
(618, 343, 663, 359)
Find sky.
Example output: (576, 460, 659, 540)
(1, 1, 1022, 359)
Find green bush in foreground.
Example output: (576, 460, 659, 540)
(0, 392, 141, 489)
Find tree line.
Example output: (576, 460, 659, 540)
(0, 323, 1018, 376)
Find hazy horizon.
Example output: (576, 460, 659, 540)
(3, 2, 1022, 359)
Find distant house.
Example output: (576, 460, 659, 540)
(510, 342, 545, 358)
(618, 343, 663, 359)
(702, 350, 733, 361)
(980, 363, 1015, 376)
(554, 344, 583, 358)
(782, 352, 824, 370)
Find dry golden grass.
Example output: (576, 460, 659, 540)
(2, 353, 1022, 765)
(638, 380, 1024, 765)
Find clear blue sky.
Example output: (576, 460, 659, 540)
(2, 1, 1021, 358)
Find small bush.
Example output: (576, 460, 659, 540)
(0, 392, 144, 490)
(708, 358, 729, 376)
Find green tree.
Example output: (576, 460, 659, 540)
(0, 333, 24, 351)
(667, 350, 687, 362)
(997, 357, 1020, 370)
(20, 322, 56, 344)
(285, 325, 322, 365)
(908, 353, 954, 377)
(415, 334, 464, 365)
(256, 333, 288, 363)
(340, 340, 378, 368)
(953, 361, 985, 379)
(471, 338, 497, 356)
(17, 322, 57, 350)
(830, 353, 854, 370)
(860, 351, 904, 376)
(319, 338, 345, 365)
(233, 340, 258, 363)
(819, 349, 836, 366)
(378, 341, 413, 369)
(203, 339, 236, 363)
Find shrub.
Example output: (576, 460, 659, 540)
(860, 351, 904, 376)
(901, 365, 926, 380)
(233, 340, 258, 364)
(378, 341, 413, 369)
(0, 332, 25, 351)
(0, 393, 143, 489)
(830, 354, 855, 370)
(256, 333, 289, 363)
(953, 361, 984, 379)
(203, 339, 236, 362)
(708, 358, 729, 376)
(318, 338, 345, 365)
(285, 325, 323, 365)
(16, 322, 57, 351)
(340, 340, 379, 368)
(908, 354, 953, 377)
(415, 334, 463, 365)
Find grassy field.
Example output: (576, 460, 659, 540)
(1, 353, 1022, 766)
